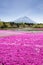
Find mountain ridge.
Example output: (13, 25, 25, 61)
(14, 16, 36, 23)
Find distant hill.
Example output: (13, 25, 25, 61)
(14, 16, 35, 23)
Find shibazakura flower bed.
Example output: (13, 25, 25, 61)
(0, 32, 43, 65)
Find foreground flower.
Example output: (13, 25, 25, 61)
(0, 31, 43, 65)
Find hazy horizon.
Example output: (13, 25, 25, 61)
(0, 0, 43, 23)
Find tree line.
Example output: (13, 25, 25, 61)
(0, 21, 43, 29)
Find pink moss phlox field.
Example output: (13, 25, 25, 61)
(0, 31, 43, 65)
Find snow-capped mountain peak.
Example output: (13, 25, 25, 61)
(14, 16, 35, 23)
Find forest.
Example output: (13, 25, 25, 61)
(0, 21, 43, 29)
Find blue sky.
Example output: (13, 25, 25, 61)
(0, 0, 43, 23)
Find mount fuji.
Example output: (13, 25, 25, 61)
(14, 16, 36, 23)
